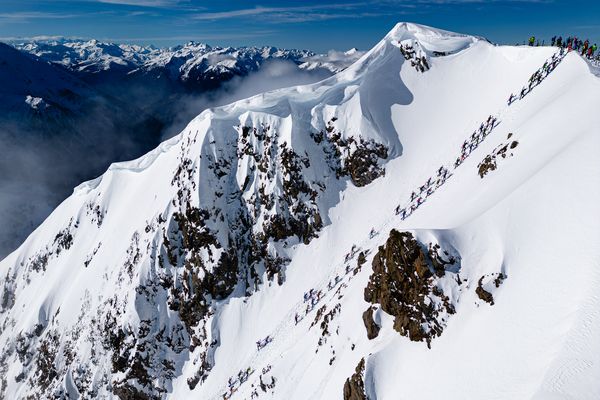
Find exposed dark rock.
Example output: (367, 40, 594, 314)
(494, 273, 506, 287)
(364, 230, 456, 346)
(399, 42, 430, 72)
(346, 143, 388, 187)
(314, 121, 388, 187)
(362, 307, 380, 340)
(343, 358, 367, 400)
(476, 276, 495, 305)
(478, 154, 496, 178)
(478, 137, 519, 178)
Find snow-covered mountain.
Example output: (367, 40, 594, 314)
(0, 42, 163, 260)
(1, 22, 599, 400)
(14, 39, 354, 84)
(0, 37, 349, 260)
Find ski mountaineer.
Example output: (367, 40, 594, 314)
(508, 93, 515, 105)
(528, 36, 535, 46)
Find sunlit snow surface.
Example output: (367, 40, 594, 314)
(1, 23, 599, 400)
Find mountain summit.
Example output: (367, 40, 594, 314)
(1, 23, 599, 400)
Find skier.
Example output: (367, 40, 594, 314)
(400, 208, 407, 220)
(508, 93, 515, 105)
(528, 36, 535, 46)
(410, 191, 417, 201)
(583, 40, 590, 55)
(520, 87, 527, 99)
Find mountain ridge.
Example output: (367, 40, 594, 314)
(1, 22, 599, 400)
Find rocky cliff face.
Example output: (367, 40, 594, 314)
(363, 230, 458, 347)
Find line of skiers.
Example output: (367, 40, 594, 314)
(508, 50, 565, 106)
(301, 288, 323, 315)
(459, 115, 498, 159)
(528, 35, 599, 60)
(394, 114, 498, 221)
(295, 245, 365, 324)
(224, 367, 254, 399)
(396, 47, 566, 222)
(256, 336, 272, 351)
(395, 164, 452, 220)
(551, 36, 598, 59)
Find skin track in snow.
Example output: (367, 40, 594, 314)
(0, 22, 599, 400)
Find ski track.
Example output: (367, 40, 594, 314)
(211, 48, 568, 400)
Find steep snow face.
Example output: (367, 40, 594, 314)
(1, 22, 600, 400)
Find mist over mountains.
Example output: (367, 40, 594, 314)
(0, 38, 362, 259)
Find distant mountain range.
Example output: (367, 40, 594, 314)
(0, 38, 363, 259)
(14, 38, 361, 84)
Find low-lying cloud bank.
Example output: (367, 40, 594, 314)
(0, 54, 339, 259)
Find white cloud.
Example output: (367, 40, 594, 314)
(0, 12, 79, 20)
(192, 3, 370, 21)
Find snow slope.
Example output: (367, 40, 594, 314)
(1, 22, 599, 400)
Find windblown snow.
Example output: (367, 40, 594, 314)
(1, 22, 599, 400)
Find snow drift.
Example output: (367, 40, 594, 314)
(1, 22, 599, 400)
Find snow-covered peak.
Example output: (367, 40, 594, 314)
(12, 39, 322, 79)
(1, 23, 600, 400)
(385, 22, 481, 54)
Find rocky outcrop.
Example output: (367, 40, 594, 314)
(364, 230, 458, 347)
(476, 273, 506, 306)
(313, 119, 388, 187)
(362, 307, 380, 340)
(397, 39, 430, 72)
(343, 358, 368, 400)
(476, 277, 495, 305)
(478, 133, 519, 178)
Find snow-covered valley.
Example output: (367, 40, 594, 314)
(0, 22, 599, 400)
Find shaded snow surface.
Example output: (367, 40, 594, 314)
(1, 22, 599, 400)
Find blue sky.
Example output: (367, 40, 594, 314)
(0, 0, 598, 52)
